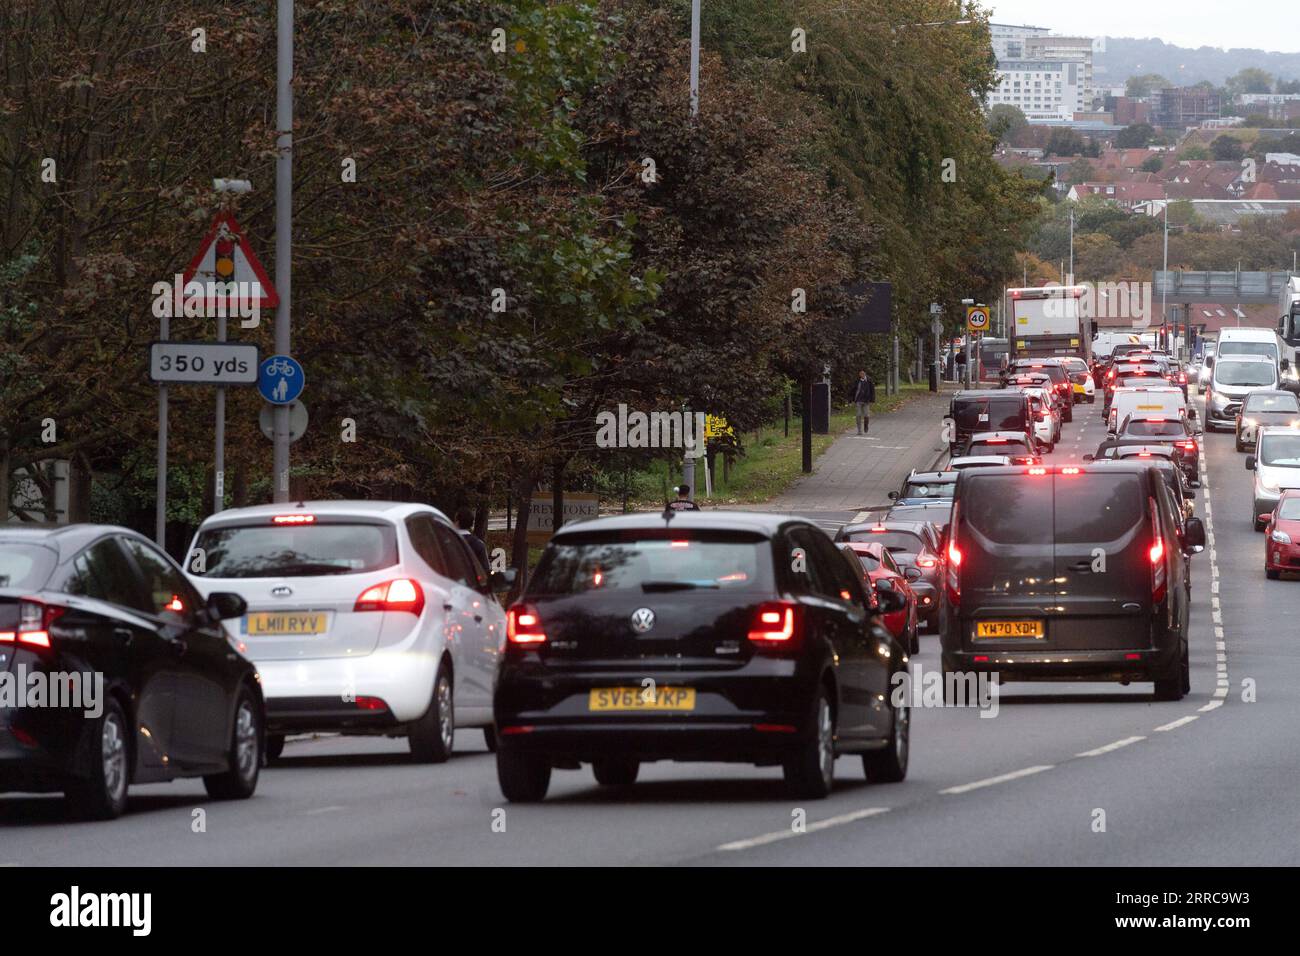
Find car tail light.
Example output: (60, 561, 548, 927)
(272, 514, 316, 524)
(506, 605, 547, 644)
(946, 505, 962, 607)
(1178, 440, 1197, 453)
(916, 556, 938, 568)
(986, 438, 1007, 444)
(354, 696, 388, 711)
(1061, 467, 1080, 475)
(0, 600, 64, 649)
(1149, 499, 1167, 604)
(747, 602, 799, 646)
(1027, 466, 1047, 476)
(354, 578, 425, 616)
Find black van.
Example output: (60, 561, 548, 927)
(947, 390, 1031, 454)
(941, 463, 1205, 700)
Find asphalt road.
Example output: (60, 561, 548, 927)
(4, 393, 1298, 865)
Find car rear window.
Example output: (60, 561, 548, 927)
(0, 543, 56, 589)
(192, 522, 399, 577)
(844, 530, 924, 554)
(1054, 474, 1145, 544)
(1122, 420, 1187, 438)
(529, 535, 773, 595)
(900, 479, 954, 499)
(955, 397, 1025, 431)
(961, 474, 1052, 544)
(971, 440, 1030, 457)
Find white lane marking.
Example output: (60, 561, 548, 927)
(1076, 736, 1145, 758)
(716, 806, 890, 851)
(1155, 715, 1199, 732)
(940, 765, 1054, 795)
(852, 511, 872, 523)
(1200, 698, 1225, 712)
(1212, 579, 1219, 594)
(305, 805, 346, 816)
(1212, 609, 1222, 624)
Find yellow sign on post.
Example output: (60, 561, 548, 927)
(966, 305, 990, 334)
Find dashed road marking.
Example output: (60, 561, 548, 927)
(1076, 736, 1145, 758)
(1155, 715, 1199, 732)
(716, 806, 890, 851)
(940, 765, 1054, 795)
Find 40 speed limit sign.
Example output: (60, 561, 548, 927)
(149, 341, 260, 385)
(966, 305, 990, 333)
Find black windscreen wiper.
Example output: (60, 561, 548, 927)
(640, 580, 719, 592)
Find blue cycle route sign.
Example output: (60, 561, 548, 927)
(258, 354, 305, 405)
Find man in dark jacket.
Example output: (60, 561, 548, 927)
(851, 370, 876, 435)
(455, 508, 490, 573)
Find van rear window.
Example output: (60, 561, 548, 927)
(961, 475, 1052, 544)
(955, 398, 1024, 431)
(1054, 474, 1145, 544)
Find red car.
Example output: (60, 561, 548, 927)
(841, 541, 920, 653)
(1263, 490, 1300, 579)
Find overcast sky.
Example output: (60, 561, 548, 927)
(986, 0, 1300, 53)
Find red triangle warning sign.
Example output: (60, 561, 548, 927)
(182, 211, 279, 310)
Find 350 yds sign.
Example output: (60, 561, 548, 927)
(149, 341, 260, 385)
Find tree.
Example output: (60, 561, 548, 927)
(1211, 135, 1245, 162)
(1066, 159, 1097, 184)
(1126, 74, 1170, 98)
(1116, 123, 1156, 149)
(1140, 155, 1164, 173)
(987, 104, 1028, 142)
(1179, 144, 1210, 161)
(1227, 68, 1275, 95)
(1046, 127, 1087, 157)
(1279, 79, 1300, 95)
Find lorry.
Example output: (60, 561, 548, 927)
(1008, 285, 1093, 365)
(1278, 275, 1300, 380)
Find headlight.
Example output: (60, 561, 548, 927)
(1243, 418, 1258, 428)
(1272, 529, 1292, 544)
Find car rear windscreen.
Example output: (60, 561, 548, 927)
(971, 441, 1030, 457)
(529, 535, 773, 595)
(955, 398, 1024, 431)
(1122, 420, 1187, 438)
(192, 523, 399, 577)
(1219, 342, 1277, 360)
(1245, 394, 1300, 413)
(0, 543, 57, 589)
(901, 480, 955, 499)
(845, 530, 924, 553)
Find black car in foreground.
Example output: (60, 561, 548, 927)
(494, 511, 911, 802)
(941, 463, 1205, 701)
(0, 526, 261, 819)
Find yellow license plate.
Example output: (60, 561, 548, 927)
(244, 611, 329, 636)
(588, 687, 696, 712)
(976, 620, 1044, 639)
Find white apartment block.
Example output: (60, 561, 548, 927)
(989, 23, 1050, 60)
(989, 59, 1085, 121)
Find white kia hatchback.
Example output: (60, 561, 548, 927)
(185, 502, 510, 762)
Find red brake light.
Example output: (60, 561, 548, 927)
(1178, 440, 1197, 451)
(1027, 466, 1047, 476)
(8, 600, 62, 649)
(670, 540, 690, 549)
(916, 556, 938, 568)
(354, 696, 388, 711)
(1061, 467, 1080, 475)
(947, 539, 962, 567)
(986, 438, 1007, 444)
(946, 503, 962, 606)
(1149, 499, 1167, 603)
(354, 578, 425, 615)
(272, 514, 316, 524)
(507, 605, 547, 644)
(1149, 537, 1164, 564)
(748, 602, 798, 646)
(165, 595, 185, 612)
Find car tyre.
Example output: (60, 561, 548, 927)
(204, 687, 262, 800)
(1267, 568, 1281, 580)
(265, 733, 286, 763)
(863, 700, 909, 783)
(497, 749, 551, 802)
(483, 725, 498, 753)
(65, 696, 131, 820)
(592, 759, 639, 786)
(1154, 641, 1189, 701)
(409, 664, 454, 763)
(783, 686, 835, 799)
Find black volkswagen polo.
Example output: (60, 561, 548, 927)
(493, 511, 911, 801)
(0, 525, 262, 819)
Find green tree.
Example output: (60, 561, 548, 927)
(987, 104, 1028, 142)
(1211, 135, 1245, 161)
(1126, 74, 1170, 98)
(1140, 155, 1164, 172)
(1227, 68, 1275, 95)
(1116, 123, 1156, 148)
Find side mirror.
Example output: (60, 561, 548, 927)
(888, 490, 900, 500)
(904, 566, 923, 582)
(874, 584, 907, 614)
(1283, 359, 1291, 372)
(1082, 454, 1094, 462)
(206, 592, 247, 621)
(1183, 516, 1206, 553)
(490, 568, 518, 594)
(1258, 513, 1274, 526)
(1246, 455, 1257, 471)
(1206, 356, 1215, 368)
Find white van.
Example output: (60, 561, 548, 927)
(1108, 385, 1186, 435)
(1206, 354, 1280, 431)
(1216, 327, 1283, 368)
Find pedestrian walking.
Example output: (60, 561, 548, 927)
(667, 484, 700, 511)
(851, 370, 876, 435)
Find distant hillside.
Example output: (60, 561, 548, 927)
(1095, 37, 1300, 88)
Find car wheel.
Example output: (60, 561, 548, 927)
(483, 725, 498, 753)
(65, 696, 131, 820)
(862, 699, 909, 783)
(592, 759, 639, 786)
(1088, 394, 1096, 404)
(1267, 568, 1281, 580)
(204, 687, 262, 800)
(265, 733, 286, 763)
(908, 620, 920, 655)
(497, 749, 551, 802)
(1154, 642, 1188, 701)
(783, 686, 835, 799)
(409, 664, 454, 763)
